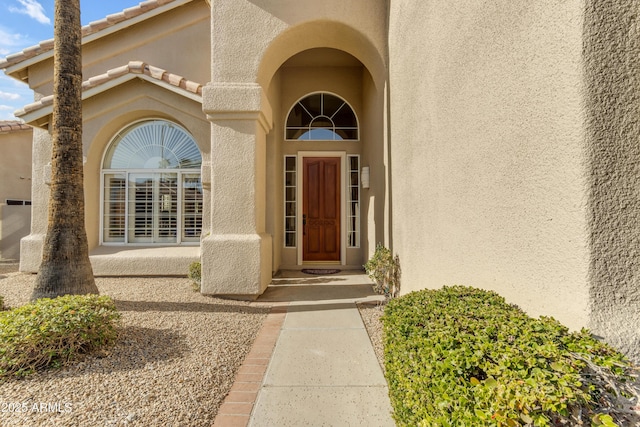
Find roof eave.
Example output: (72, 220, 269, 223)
(2, 0, 194, 81)
(18, 73, 203, 128)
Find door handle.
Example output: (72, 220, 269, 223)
(303, 214, 307, 235)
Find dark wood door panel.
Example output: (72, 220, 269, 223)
(303, 157, 341, 262)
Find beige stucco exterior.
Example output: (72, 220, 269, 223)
(389, 0, 589, 324)
(200, 0, 389, 295)
(14, 0, 210, 275)
(0, 123, 32, 261)
(1, 0, 639, 361)
(387, 0, 639, 361)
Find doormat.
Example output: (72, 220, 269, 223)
(301, 268, 341, 275)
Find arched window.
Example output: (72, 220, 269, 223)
(102, 119, 202, 244)
(286, 92, 358, 140)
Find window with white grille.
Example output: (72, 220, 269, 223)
(286, 93, 358, 141)
(102, 120, 202, 244)
(348, 155, 360, 248)
(284, 156, 297, 247)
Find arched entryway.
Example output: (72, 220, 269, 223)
(281, 92, 360, 265)
(262, 45, 387, 271)
(202, 2, 389, 296)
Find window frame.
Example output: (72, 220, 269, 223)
(100, 119, 202, 246)
(285, 92, 360, 141)
(283, 155, 297, 248)
(347, 155, 360, 248)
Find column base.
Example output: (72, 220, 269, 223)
(201, 233, 272, 297)
(19, 234, 44, 273)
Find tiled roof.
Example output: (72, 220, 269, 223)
(0, 0, 178, 70)
(16, 61, 203, 118)
(0, 121, 31, 133)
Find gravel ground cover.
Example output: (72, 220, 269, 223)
(0, 271, 268, 427)
(357, 301, 385, 373)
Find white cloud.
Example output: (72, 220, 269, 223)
(0, 72, 33, 120)
(0, 27, 31, 55)
(0, 91, 21, 101)
(0, 105, 19, 121)
(9, 0, 51, 25)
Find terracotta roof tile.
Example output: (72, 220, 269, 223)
(148, 65, 166, 79)
(0, 121, 31, 133)
(15, 61, 203, 118)
(0, 0, 181, 70)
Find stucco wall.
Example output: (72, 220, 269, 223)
(18, 2, 210, 275)
(206, 0, 388, 281)
(20, 127, 50, 272)
(20, 82, 208, 273)
(82, 80, 210, 250)
(0, 127, 32, 201)
(0, 205, 32, 260)
(27, 0, 210, 98)
(0, 127, 32, 260)
(277, 64, 365, 268)
(583, 0, 640, 361)
(211, 0, 388, 87)
(388, 1, 591, 329)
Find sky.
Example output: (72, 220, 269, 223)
(0, 0, 141, 120)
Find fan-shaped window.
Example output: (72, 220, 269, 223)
(286, 93, 358, 140)
(102, 120, 202, 245)
(104, 120, 201, 169)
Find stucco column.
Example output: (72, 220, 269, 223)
(20, 126, 51, 272)
(200, 82, 273, 296)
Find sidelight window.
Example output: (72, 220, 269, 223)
(284, 156, 297, 247)
(347, 155, 360, 248)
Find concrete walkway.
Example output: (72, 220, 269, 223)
(213, 271, 395, 426)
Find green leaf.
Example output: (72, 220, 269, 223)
(474, 408, 487, 419)
(594, 414, 619, 427)
(520, 413, 533, 424)
(549, 362, 563, 372)
(484, 377, 498, 388)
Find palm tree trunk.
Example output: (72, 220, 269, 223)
(32, 0, 98, 299)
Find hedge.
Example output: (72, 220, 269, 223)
(382, 286, 635, 427)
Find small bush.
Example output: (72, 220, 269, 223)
(383, 286, 636, 427)
(0, 296, 4, 311)
(364, 244, 400, 299)
(0, 295, 120, 378)
(188, 261, 201, 292)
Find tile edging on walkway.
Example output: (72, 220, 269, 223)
(212, 303, 289, 427)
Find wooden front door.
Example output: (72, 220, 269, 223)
(303, 157, 341, 262)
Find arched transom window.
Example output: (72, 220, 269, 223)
(286, 92, 358, 140)
(102, 119, 203, 244)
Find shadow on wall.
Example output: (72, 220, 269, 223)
(0, 204, 31, 261)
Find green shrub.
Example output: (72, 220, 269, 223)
(0, 295, 120, 378)
(0, 296, 4, 311)
(383, 286, 635, 427)
(188, 261, 201, 292)
(364, 244, 400, 299)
